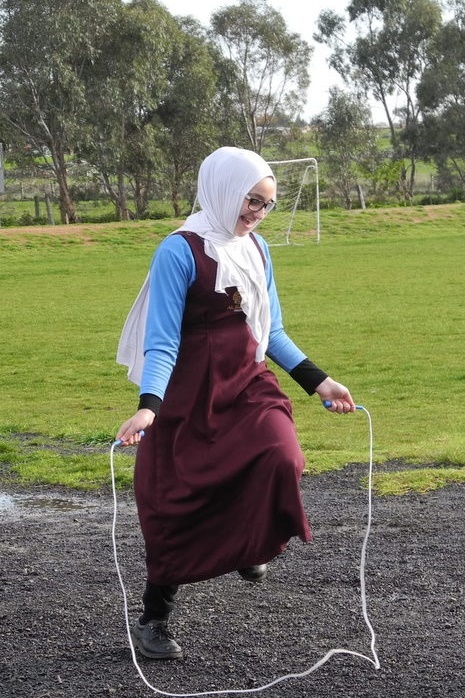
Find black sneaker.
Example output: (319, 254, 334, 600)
(238, 564, 267, 582)
(130, 619, 183, 660)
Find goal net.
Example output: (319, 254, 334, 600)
(261, 157, 320, 246)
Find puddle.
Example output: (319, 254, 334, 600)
(0, 491, 89, 515)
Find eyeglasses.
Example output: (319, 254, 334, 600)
(245, 195, 276, 213)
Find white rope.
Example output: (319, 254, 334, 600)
(109, 405, 380, 696)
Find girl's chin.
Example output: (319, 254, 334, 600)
(234, 218, 254, 236)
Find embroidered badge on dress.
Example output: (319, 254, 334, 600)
(227, 289, 243, 311)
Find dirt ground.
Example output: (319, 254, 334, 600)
(1, 458, 464, 698)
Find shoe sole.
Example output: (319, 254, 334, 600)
(238, 570, 267, 582)
(239, 574, 266, 582)
(130, 630, 183, 660)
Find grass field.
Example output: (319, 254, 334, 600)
(1, 203, 465, 494)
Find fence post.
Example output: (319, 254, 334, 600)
(45, 193, 55, 225)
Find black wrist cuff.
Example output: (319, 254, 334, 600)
(289, 358, 328, 396)
(138, 393, 162, 416)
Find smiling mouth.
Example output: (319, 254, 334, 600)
(241, 215, 255, 226)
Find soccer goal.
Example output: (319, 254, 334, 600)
(263, 157, 320, 246)
(191, 155, 320, 246)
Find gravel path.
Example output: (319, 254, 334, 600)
(1, 461, 464, 698)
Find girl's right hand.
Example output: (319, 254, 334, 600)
(115, 409, 155, 446)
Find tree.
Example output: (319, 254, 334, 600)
(417, 2, 465, 193)
(313, 87, 379, 209)
(314, 0, 443, 199)
(155, 18, 233, 217)
(210, 0, 312, 153)
(77, 0, 178, 220)
(0, 0, 121, 223)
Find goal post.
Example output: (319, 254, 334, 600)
(263, 157, 320, 246)
(190, 155, 320, 246)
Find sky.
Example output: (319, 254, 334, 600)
(160, 0, 390, 123)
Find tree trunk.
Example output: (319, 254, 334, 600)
(171, 165, 182, 217)
(117, 172, 130, 221)
(408, 156, 416, 198)
(356, 182, 366, 209)
(171, 189, 181, 218)
(134, 175, 149, 219)
(101, 171, 130, 221)
(34, 195, 40, 219)
(53, 150, 78, 224)
(398, 164, 413, 204)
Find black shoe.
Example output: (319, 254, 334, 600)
(238, 564, 267, 582)
(130, 619, 183, 660)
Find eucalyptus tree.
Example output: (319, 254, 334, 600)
(314, 0, 443, 199)
(0, 0, 121, 223)
(417, 2, 465, 192)
(155, 18, 231, 217)
(77, 0, 179, 220)
(313, 87, 379, 209)
(210, 0, 312, 154)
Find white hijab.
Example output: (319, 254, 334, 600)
(117, 146, 275, 385)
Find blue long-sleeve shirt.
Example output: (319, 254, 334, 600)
(139, 233, 306, 400)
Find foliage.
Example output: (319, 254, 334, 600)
(2, 0, 465, 214)
(210, 0, 312, 153)
(313, 87, 380, 209)
(417, 4, 465, 192)
(75, 0, 179, 221)
(0, 0, 122, 222)
(314, 0, 443, 199)
(0, 0, 317, 220)
(155, 17, 225, 217)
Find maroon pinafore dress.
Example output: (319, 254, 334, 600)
(134, 232, 311, 585)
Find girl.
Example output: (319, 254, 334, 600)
(116, 146, 355, 659)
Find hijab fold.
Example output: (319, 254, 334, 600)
(117, 147, 275, 385)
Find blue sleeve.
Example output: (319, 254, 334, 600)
(254, 235, 306, 372)
(139, 235, 196, 399)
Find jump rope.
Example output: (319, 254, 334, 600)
(109, 401, 380, 696)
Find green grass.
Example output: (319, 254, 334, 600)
(0, 439, 135, 489)
(368, 465, 465, 496)
(1, 204, 465, 494)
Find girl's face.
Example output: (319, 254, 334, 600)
(234, 176, 276, 237)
